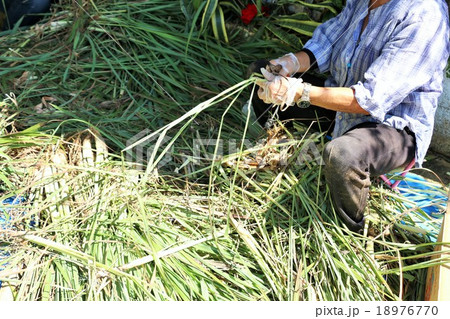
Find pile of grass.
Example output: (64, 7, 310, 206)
(0, 0, 448, 301)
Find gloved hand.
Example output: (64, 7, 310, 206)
(256, 68, 304, 110)
(270, 52, 300, 77)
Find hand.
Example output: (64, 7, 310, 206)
(270, 52, 300, 77)
(256, 68, 304, 109)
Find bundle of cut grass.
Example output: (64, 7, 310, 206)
(0, 0, 280, 149)
(2, 97, 448, 301)
(0, 0, 448, 301)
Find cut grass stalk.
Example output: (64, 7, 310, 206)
(1, 0, 448, 301)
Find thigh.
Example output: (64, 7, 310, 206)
(330, 122, 416, 176)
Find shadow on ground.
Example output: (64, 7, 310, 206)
(421, 150, 450, 186)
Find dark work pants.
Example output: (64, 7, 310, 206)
(0, 0, 50, 31)
(248, 61, 416, 232)
(323, 123, 415, 232)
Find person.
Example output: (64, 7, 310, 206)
(0, 0, 51, 31)
(252, 0, 450, 232)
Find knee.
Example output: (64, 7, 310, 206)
(324, 138, 352, 170)
(323, 137, 371, 184)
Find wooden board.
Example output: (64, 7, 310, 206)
(424, 189, 450, 301)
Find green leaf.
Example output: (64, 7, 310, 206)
(0, 170, 14, 189)
(211, 5, 228, 43)
(200, 0, 219, 32)
(265, 24, 303, 50)
(192, 0, 203, 10)
(274, 18, 320, 37)
(297, 0, 338, 15)
(219, 1, 241, 16)
(21, 123, 44, 133)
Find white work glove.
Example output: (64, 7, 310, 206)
(256, 68, 304, 110)
(270, 52, 300, 77)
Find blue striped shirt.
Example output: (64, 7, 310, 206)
(303, 0, 450, 165)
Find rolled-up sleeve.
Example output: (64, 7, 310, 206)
(303, 0, 356, 73)
(352, 7, 450, 121)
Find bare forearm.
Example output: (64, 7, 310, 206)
(297, 85, 369, 114)
(266, 50, 369, 114)
(292, 50, 368, 114)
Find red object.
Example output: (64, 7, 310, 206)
(241, 4, 269, 25)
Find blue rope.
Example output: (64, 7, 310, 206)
(394, 173, 447, 242)
(0, 196, 26, 288)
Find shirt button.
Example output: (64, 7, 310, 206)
(338, 115, 343, 120)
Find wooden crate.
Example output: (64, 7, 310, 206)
(424, 189, 450, 301)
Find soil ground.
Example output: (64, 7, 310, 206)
(421, 150, 450, 186)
